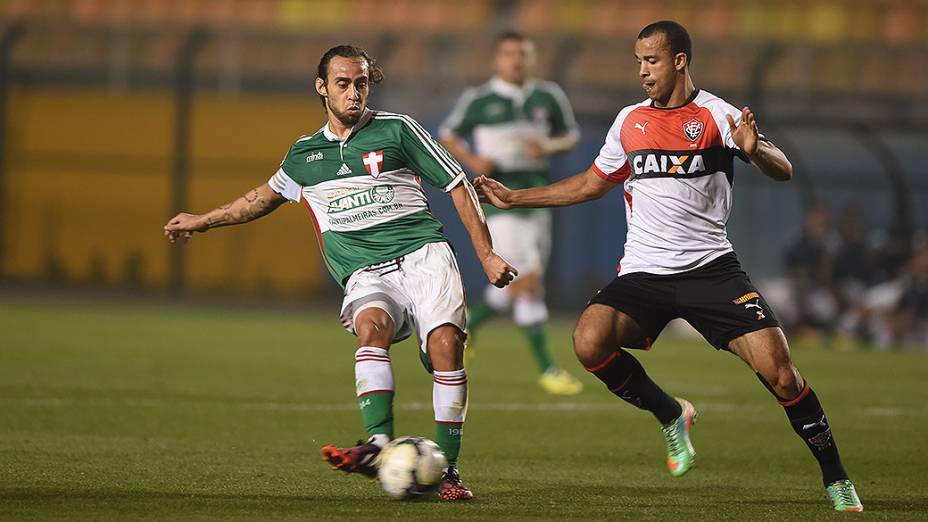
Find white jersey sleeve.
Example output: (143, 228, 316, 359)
(716, 101, 743, 151)
(592, 105, 638, 183)
(267, 168, 302, 202)
(704, 96, 765, 163)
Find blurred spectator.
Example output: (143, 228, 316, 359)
(831, 228, 928, 351)
(832, 206, 877, 290)
(830, 206, 878, 343)
(871, 236, 928, 349)
(773, 204, 928, 350)
(779, 205, 840, 339)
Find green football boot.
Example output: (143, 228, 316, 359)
(826, 479, 863, 512)
(661, 398, 697, 477)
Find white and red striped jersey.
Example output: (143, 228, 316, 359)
(593, 89, 754, 275)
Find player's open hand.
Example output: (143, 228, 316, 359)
(726, 106, 759, 158)
(163, 212, 207, 243)
(481, 251, 518, 288)
(473, 176, 514, 209)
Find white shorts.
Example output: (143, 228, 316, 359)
(339, 242, 467, 353)
(487, 210, 552, 276)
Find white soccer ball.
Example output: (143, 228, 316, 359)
(377, 436, 447, 500)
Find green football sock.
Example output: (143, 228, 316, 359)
(435, 422, 463, 468)
(467, 300, 496, 333)
(358, 391, 394, 439)
(523, 323, 556, 374)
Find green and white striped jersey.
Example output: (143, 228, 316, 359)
(268, 109, 464, 287)
(440, 76, 578, 215)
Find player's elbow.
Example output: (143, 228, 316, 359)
(760, 160, 792, 182)
(775, 161, 793, 182)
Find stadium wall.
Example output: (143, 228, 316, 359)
(3, 86, 330, 297)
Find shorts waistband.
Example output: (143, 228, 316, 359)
(362, 256, 405, 276)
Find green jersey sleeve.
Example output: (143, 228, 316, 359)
(439, 88, 480, 138)
(396, 115, 465, 192)
(268, 141, 304, 202)
(545, 82, 579, 137)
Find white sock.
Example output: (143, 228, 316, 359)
(367, 433, 390, 449)
(354, 346, 394, 396)
(433, 369, 468, 423)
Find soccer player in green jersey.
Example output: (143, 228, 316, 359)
(164, 45, 517, 501)
(440, 32, 584, 395)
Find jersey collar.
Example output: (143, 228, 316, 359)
(489, 76, 535, 105)
(650, 88, 700, 110)
(322, 108, 374, 142)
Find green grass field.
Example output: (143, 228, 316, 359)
(1, 294, 926, 520)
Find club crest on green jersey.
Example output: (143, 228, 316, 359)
(362, 150, 385, 178)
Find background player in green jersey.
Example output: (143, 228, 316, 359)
(164, 45, 516, 501)
(440, 32, 583, 395)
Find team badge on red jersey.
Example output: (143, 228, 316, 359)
(361, 150, 385, 178)
(682, 118, 704, 141)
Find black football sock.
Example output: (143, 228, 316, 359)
(585, 349, 681, 424)
(765, 376, 849, 486)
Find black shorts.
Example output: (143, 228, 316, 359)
(588, 252, 781, 350)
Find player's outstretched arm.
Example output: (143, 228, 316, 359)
(474, 167, 615, 209)
(163, 183, 286, 243)
(727, 106, 793, 182)
(449, 180, 518, 288)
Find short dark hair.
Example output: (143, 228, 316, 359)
(494, 30, 530, 49)
(316, 45, 384, 106)
(638, 21, 692, 65)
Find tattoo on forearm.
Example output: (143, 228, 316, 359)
(204, 188, 282, 229)
(238, 206, 255, 221)
(206, 207, 234, 228)
(240, 190, 280, 222)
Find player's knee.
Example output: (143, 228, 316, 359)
(758, 360, 803, 400)
(572, 325, 608, 367)
(772, 364, 803, 399)
(427, 325, 465, 371)
(768, 346, 803, 396)
(355, 310, 395, 348)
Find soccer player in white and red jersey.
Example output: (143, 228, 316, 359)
(476, 21, 863, 512)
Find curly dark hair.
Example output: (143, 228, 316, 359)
(316, 45, 384, 107)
